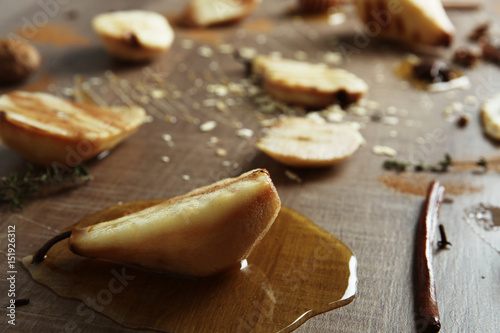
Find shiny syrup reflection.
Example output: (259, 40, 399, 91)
(23, 203, 356, 333)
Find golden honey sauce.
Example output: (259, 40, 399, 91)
(22, 202, 356, 333)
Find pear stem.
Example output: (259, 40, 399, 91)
(32, 230, 72, 264)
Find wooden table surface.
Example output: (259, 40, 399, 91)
(1, 0, 499, 332)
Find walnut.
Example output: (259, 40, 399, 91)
(0, 38, 41, 84)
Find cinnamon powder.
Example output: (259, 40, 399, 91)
(17, 23, 90, 47)
(379, 174, 482, 196)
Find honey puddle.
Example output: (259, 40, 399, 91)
(22, 203, 356, 333)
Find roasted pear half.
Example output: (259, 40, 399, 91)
(31, 169, 281, 278)
(257, 117, 364, 167)
(356, 0, 455, 47)
(247, 54, 368, 109)
(181, 0, 261, 28)
(481, 93, 500, 141)
(92, 10, 174, 62)
(0, 91, 145, 166)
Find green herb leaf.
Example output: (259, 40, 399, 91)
(0, 163, 92, 210)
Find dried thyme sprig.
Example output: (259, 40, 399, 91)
(476, 157, 488, 168)
(0, 164, 92, 210)
(383, 159, 410, 172)
(382, 153, 492, 173)
(434, 153, 453, 173)
(383, 155, 453, 173)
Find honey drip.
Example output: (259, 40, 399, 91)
(22, 203, 356, 333)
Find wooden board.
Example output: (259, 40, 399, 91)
(1, 0, 499, 332)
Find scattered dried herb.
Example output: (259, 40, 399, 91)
(0, 163, 92, 210)
(477, 157, 488, 168)
(383, 154, 500, 174)
(383, 159, 410, 172)
(438, 154, 453, 172)
(415, 162, 426, 172)
(383, 154, 453, 173)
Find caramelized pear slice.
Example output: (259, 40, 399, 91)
(251, 55, 367, 109)
(257, 117, 364, 167)
(0, 91, 145, 166)
(481, 93, 500, 141)
(92, 10, 174, 62)
(32, 169, 281, 278)
(181, 0, 261, 28)
(355, 0, 455, 47)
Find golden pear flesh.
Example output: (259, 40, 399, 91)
(481, 93, 500, 141)
(92, 10, 175, 62)
(0, 91, 145, 166)
(39, 169, 281, 278)
(181, 0, 261, 28)
(356, 0, 455, 47)
(251, 55, 368, 109)
(257, 117, 364, 167)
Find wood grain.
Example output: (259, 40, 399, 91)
(1, 0, 499, 332)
